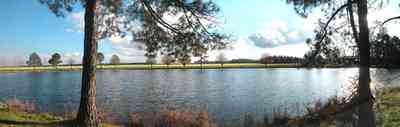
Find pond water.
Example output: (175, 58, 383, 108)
(0, 68, 397, 124)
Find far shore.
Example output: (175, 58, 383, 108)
(0, 63, 358, 72)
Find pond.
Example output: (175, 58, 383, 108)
(0, 68, 396, 124)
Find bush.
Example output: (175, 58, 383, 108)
(131, 111, 213, 127)
(4, 98, 36, 113)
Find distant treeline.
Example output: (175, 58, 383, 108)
(23, 33, 400, 68)
(197, 56, 304, 64)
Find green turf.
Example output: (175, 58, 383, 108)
(0, 111, 120, 127)
(376, 88, 400, 127)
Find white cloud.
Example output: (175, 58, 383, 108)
(63, 11, 315, 63)
(247, 20, 312, 48)
(369, 3, 400, 36)
(65, 11, 146, 63)
(106, 35, 146, 63)
(206, 37, 309, 61)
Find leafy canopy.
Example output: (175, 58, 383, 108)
(39, 0, 228, 60)
(26, 52, 42, 66)
(110, 54, 120, 64)
(97, 52, 105, 64)
(48, 53, 63, 66)
(286, 0, 389, 60)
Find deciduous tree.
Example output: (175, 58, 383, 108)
(145, 54, 157, 69)
(178, 55, 191, 68)
(260, 53, 273, 66)
(26, 52, 42, 67)
(48, 53, 63, 67)
(161, 55, 175, 68)
(215, 53, 228, 68)
(110, 54, 120, 65)
(96, 52, 104, 64)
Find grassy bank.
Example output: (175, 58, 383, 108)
(291, 87, 400, 127)
(0, 99, 120, 127)
(0, 63, 302, 72)
(0, 100, 211, 127)
(376, 87, 400, 127)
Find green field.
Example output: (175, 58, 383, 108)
(0, 63, 302, 72)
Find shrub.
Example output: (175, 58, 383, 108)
(131, 111, 213, 127)
(4, 98, 36, 113)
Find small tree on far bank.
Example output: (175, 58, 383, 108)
(67, 58, 75, 69)
(193, 48, 208, 69)
(216, 53, 228, 68)
(178, 55, 191, 68)
(97, 52, 105, 69)
(161, 55, 175, 68)
(110, 55, 120, 65)
(145, 54, 157, 69)
(199, 55, 208, 69)
(26, 52, 42, 67)
(260, 53, 273, 67)
(48, 53, 62, 68)
(97, 52, 104, 64)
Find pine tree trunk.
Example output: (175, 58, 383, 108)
(356, 0, 375, 127)
(76, 0, 99, 126)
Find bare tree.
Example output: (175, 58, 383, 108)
(67, 57, 75, 69)
(199, 55, 208, 69)
(216, 53, 228, 68)
(145, 55, 157, 69)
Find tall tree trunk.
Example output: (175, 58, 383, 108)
(357, 0, 375, 127)
(76, 0, 99, 126)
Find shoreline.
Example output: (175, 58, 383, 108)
(0, 87, 398, 126)
(0, 63, 358, 73)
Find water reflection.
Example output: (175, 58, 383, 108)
(0, 68, 395, 124)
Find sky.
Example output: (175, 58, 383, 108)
(0, 0, 399, 66)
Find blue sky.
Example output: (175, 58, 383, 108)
(0, 0, 399, 66)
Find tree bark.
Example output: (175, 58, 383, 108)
(356, 0, 375, 127)
(76, 0, 99, 126)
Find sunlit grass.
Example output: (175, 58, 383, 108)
(376, 88, 400, 127)
(0, 99, 122, 127)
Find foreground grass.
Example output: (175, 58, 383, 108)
(376, 87, 400, 127)
(0, 111, 120, 127)
(0, 63, 301, 72)
(0, 103, 121, 127)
